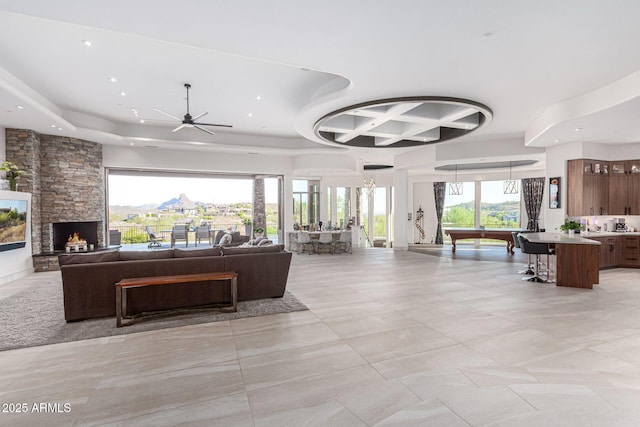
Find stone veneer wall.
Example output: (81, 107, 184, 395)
(5, 129, 105, 267)
(5, 129, 42, 254)
(252, 176, 266, 232)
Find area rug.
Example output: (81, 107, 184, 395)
(0, 282, 308, 352)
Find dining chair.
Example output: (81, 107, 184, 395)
(297, 232, 314, 255)
(334, 231, 352, 254)
(316, 232, 334, 255)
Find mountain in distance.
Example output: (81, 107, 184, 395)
(158, 193, 204, 211)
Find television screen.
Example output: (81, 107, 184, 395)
(0, 199, 28, 252)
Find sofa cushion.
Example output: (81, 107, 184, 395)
(222, 244, 284, 255)
(119, 249, 174, 260)
(231, 231, 243, 243)
(174, 247, 222, 258)
(58, 250, 120, 266)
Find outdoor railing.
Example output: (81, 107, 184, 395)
(108, 223, 279, 244)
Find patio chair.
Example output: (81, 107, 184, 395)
(195, 224, 212, 246)
(145, 226, 163, 249)
(171, 224, 189, 247)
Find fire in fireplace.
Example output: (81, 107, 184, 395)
(52, 221, 98, 251)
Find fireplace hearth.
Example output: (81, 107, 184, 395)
(52, 221, 99, 251)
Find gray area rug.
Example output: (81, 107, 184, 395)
(0, 281, 308, 352)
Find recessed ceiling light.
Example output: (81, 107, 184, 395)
(482, 32, 493, 39)
(82, 40, 93, 47)
(256, 95, 261, 100)
(574, 127, 582, 132)
(109, 77, 117, 83)
(57, 127, 62, 131)
(16, 105, 24, 110)
(555, 139, 561, 143)
(248, 113, 253, 118)
(50, 124, 57, 128)
(120, 92, 126, 96)
(139, 119, 144, 124)
(129, 142, 134, 146)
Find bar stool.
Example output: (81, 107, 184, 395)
(517, 234, 554, 282)
(512, 231, 534, 275)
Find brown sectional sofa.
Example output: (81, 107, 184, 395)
(59, 245, 292, 322)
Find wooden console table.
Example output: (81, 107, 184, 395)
(445, 229, 521, 254)
(115, 271, 238, 327)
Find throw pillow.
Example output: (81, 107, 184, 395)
(257, 239, 273, 246)
(219, 233, 233, 246)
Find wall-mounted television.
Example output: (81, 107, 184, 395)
(0, 199, 28, 252)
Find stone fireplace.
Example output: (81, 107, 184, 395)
(52, 221, 100, 251)
(5, 129, 106, 270)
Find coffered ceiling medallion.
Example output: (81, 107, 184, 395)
(314, 97, 492, 148)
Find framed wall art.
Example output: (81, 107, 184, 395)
(549, 177, 560, 209)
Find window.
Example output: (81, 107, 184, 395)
(293, 179, 320, 227)
(443, 182, 475, 228)
(336, 187, 351, 228)
(373, 187, 386, 239)
(480, 180, 520, 229)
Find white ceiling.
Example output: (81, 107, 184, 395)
(1, 1, 640, 172)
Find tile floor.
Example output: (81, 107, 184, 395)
(1, 247, 640, 426)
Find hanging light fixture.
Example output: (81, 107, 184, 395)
(449, 164, 463, 195)
(363, 168, 376, 195)
(504, 161, 519, 194)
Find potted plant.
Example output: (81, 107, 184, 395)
(1, 161, 26, 191)
(559, 220, 582, 234)
(254, 227, 264, 238)
(243, 217, 253, 236)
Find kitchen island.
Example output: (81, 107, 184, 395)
(525, 232, 601, 289)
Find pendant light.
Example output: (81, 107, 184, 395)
(449, 164, 463, 195)
(504, 161, 519, 194)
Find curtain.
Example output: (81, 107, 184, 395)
(433, 182, 446, 244)
(522, 177, 545, 230)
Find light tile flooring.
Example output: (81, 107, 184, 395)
(2, 248, 640, 426)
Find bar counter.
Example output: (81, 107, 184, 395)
(525, 232, 600, 289)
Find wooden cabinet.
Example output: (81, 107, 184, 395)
(590, 236, 621, 269)
(620, 236, 640, 267)
(609, 160, 640, 215)
(567, 159, 609, 216)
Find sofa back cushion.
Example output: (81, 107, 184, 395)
(119, 250, 174, 261)
(222, 244, 284, 256)
(58, 250, 120, 266)
(174, 247, 222, 258)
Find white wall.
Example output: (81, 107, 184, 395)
(0, 190, 33, 284)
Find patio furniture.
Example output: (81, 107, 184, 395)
(195, 224, 212, 246)
(171, 224, 189, 247)
(145, 226, 163, 248)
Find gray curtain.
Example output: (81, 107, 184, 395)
(522, 177, 545, 230)
(433, 182, 446, 244)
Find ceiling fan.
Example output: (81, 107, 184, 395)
(152, 83, 232, 135)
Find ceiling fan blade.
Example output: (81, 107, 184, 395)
(191, 111, 208, 121)
(172, 124, 187, 133)
(140, 118, 177, 123)
(194, 122, 233, 128)
(153, 108, 182, 121)
(193, 125, 216, 135)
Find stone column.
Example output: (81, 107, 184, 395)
(253, 176, 266, 234)
(5, 129, 42, 254)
